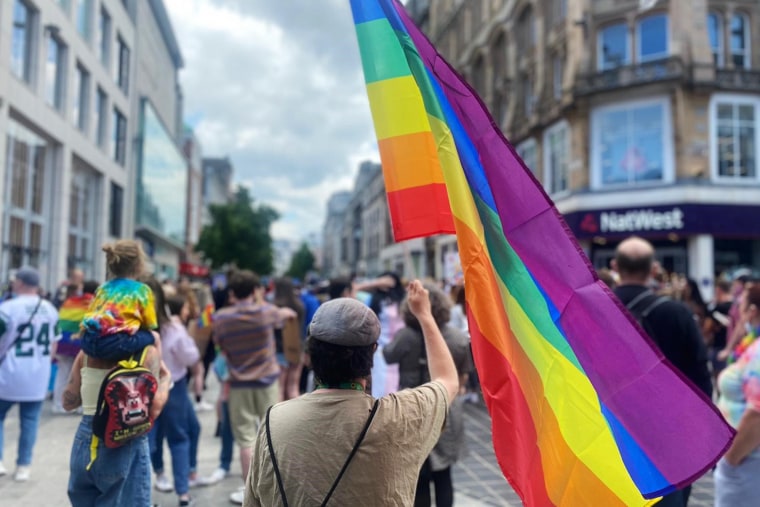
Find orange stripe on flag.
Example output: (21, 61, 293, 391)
(378, 132, 445, 192)
(386, 184, 455, 240)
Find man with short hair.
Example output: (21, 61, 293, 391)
(245, 280, 458, 506)
(213, 270, 293, 505)
(0, 267, 59, 481)
(612, 237, 711, 507)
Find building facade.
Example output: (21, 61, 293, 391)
(201, 156, 233, 225)
(0, 0, 140, 290)
(412, 0, 760, 296)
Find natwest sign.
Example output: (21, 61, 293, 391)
(599, 207, 684, 233)
(565, 203, 760, 239)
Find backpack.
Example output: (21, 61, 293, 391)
(625, 289, 670, 347)
(87, 348, 158, 467)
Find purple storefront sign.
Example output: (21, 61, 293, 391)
(564, 203, 760, 239)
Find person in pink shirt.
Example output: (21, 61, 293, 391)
(143, 277, 203, 507)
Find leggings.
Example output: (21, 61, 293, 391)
(414, 458, 453, 507)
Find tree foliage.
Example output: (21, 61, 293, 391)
(196, 187, 279, 274)
(286, 242, 316, 281)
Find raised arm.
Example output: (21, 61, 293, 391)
(406, 280, 458, 403)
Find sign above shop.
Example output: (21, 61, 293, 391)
(565, 203, 760, 239)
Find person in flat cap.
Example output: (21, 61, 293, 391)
(244, 280, 459, 506)
(0, 266, 59, 481)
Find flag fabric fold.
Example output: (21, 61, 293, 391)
(349, 1, 735, 505)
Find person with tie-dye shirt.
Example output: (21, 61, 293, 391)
(79, 240, 157, 361)
(716, 282, 760, 506)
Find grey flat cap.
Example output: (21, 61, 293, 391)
(308, 298, 380, 347)
(14, 266, 40, 287)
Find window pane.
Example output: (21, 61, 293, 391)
(639, 14, 668, 61)
(98, 8, 110, 67)
(11, 0, 32, 81)
(31, 144, 46, 214)
(77, 0, 92, 41)
(29, 223, 41, 266)
(598, 103, 665, 185)
(110, 182, 123, 237)
(10, 217, 24, 269)
(731, 15, 747, 51)
(10, 138, 29, 209)
(708, 13, 722, 52)
(600, 23, 628, 69)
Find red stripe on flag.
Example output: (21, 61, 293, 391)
(386, 184, 455, 241)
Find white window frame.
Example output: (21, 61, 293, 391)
(730, 13, 751, 70)
(709, 93, 760, 184)
(708, 11, 724, 67)
(543, 120, 570, 196)
(12, 0, 37, 84)
(516, 138, 538, 176)
(590, 96, 675, 190)
(45, 34, 67, 111)
(597, 22, 630, 71)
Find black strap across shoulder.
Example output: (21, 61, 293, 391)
(266, 398, 381, 507)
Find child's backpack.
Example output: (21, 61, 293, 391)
(87, 347, 158, 468)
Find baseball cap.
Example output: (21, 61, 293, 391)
(308, 298, 380, 347)
(14, 266, 40, 287)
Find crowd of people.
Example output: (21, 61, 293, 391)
(0, 239, 476, 506)
(1, 234, 759, 505)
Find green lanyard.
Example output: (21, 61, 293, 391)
(315, 382, 364, 391)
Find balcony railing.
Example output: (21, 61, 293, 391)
(575, 57, 686, 96)
(715, 68, 760, 90)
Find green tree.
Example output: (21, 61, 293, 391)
(286, 242, 316, 281)
(196, 186, 279, 274)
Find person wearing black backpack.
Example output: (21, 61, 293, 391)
(612, 236, 712, 507)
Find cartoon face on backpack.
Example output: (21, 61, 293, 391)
(111, 375, 153, 426)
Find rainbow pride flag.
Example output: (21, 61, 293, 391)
(349, 1, 734, 505)
(198, 302, 214, 328)
(57, 294, 94, 336)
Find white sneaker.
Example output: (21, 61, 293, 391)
(229, 487, 245, 504)
(13, 465, 30, 482)
(154, 472, 173, 492)
(0, 462, 7, 476)
(194, 400, 214, 412)
(199, 468, 228, 486)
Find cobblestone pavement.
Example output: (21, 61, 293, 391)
(0, 385, 716, 506)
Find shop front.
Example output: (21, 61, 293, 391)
(564, 203, 760, 297)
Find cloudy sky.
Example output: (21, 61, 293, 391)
(164, 0, 382, 242)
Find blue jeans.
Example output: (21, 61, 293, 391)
(68, 415, 152, 507)
(80, 329, 155, 361)
(148, 377, 198, 495)
(220, 400, 233, 472)
(0, 399, 43, 466)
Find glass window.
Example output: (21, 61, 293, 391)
(544, 122, 569, 194)
(11, 0, 34, 83)
(3, 120, 51, 277)
(708, 12, 724, 67)
(112, 108, 127, 165)
(45, 36, 66, 110)
(94, 87, 107, 147)
(638, 14, 669, 62)
(730, 13, 750, 69)
(553, 56, 563, 100)
(715, 101, 756, 179)
(138, 102, 188, 243)
(516, 138, 538, 177)
(594, 100, 669, 186)
(599, 23, 629, 70)
(523, 75, 534, 117)
(97, 7, 111, 69)
(72, 63, 89, 132)
(109, 182, 123, 237)
(68, 162, 98, 275)
(116, 35, 130, 94)
(517, 7, 535, 50)
(76, 0, 92, 42)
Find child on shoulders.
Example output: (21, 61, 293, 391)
(80, 240, 156, 360)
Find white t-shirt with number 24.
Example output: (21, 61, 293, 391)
(0, 294, 60, 401)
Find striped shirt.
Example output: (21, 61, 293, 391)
(213, 302, 280, 388)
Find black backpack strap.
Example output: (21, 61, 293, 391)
(265, 399, 381, 507)
(321, 399, 380, 506)
(625, 289, 655, 313)
(266, 405, 289, 507)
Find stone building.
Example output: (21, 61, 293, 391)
(411, 0, 760, 295)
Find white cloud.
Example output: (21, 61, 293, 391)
(165, 0, 380, 241)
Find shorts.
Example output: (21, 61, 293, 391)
(227, 383, 279, 447)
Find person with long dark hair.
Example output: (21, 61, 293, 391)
(273, 277, 305, 400)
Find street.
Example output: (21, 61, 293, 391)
(0, 376, 716, 506)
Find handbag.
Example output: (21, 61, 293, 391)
(0, 296, 42, 367)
